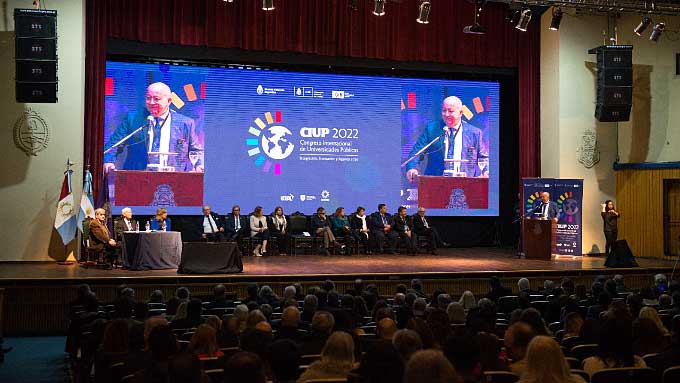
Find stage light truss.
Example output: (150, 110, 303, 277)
(493, 1, 680, 15)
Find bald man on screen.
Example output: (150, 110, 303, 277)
(406, 96, 488, 181)
(104, 82, 203, 173)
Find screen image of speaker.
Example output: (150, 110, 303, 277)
(14, 8, 57, 103)
(604, 239, 639, 268)
(589, 45, 633, 122)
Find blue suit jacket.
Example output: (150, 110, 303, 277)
(104, 110, 202, 171)
(406, 120, 488, 177)
(150, 218, 171, 231)
(536, 201, 559, 220)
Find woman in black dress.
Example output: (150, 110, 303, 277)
(601, 200, 620, 255)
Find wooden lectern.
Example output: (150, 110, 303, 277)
(523, 218, 556, 260)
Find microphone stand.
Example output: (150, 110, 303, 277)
(104, 122, 150, 154)
(400, 132, 445, 168)
(513, 207, 541, 258)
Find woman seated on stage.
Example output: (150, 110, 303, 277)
(150, 207, 171, 231)
(268, 206, 289, 256)
(331, 207, 354, 254)
(250, 206, 269, 257)
(311, 207, 344, 256)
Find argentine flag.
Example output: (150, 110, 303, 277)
(54, 169, 77, 245)
(77, 169, 95, 232)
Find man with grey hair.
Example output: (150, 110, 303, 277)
(283, 285, 297, 301)
(275, 306, 305, 344)
(301, 294, 318, 323)
(104, 81, 203, 172)
(406, 95, 488, 180)
(536, 192, 559, 222)
(199, 205, 224, 242)
(113, 207, 138, 242)
(234, 304, 249, 332)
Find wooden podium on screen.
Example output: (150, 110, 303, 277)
(523, 218, 556, 260)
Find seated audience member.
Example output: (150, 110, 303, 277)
(519, 336, 586, 383)
(519, 308, 551, 336)
(207, 284, 232, 310)
(224, 205, 249, 241)
(224, 352, 267, 383)
(486, 277, 512, 302)
(412, 207, 447, 254)
(268, 206, 290, 256)
(150, 207, 171, 231)
(198, 205, 224, 242)
(633, 317, 669, 356)
(266, 339, 300, 383)
(404, 349, 459, 383)
(447, 302, 466, 325)
(583, 318, 646, 376)
(276, 306, 305, 344)
(505, 322, 536, 376)
(393, 206, 418, 255)
(311, 207, 343, 256)
(301, 311, 335, 355)
(148, 290, 164, 304)
(354, 339, 405, 383)
(131, 325, 179, 383)
(166, 287, 190, 316)
(301, 294, 318, 323)
(659, 293, 673, 310)
(88, 208, 118, 269)
(189, 324, 223, 359)
(234, 304, 249, 333)
(368, 203, 398, 254)
(639, 306, 670, 335)
(586, 292, 612, 319)
(393, 329, 423, 362)
(330, 207, 355, 254)
(218, 315, 240, 348)
(409, 278, 428, 299)
(459, 291, 477, 311)
(444, 333, 483, 383)
(113, 207, 138, 241)
(644, 316, 680, 374)
(240, 322, 273, 361)
(250, 206, 270, 256)
(258, 285, 280, 308)
(350, 206, 373, 255)
(297, 331, 356, 382)
(640, 286, 660, 306)
(170, 299, 204, 330)
(376, 318, 398, 342)
(94, 319, 132, 383)
(477, 331, 508, 372)
(518, 278, 539, 295)
(653, 274, 668, 297)
(562, 312, 583, 348)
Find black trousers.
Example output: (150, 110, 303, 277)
(202, 232, 224, 242)
(270, 232, 289, 253)
(398, 232, 418, 253)
(353, 231, 371, 253)
(372, 230, 398, 253)
(415, 227, 440, 250)
(604, 230, 617, 255)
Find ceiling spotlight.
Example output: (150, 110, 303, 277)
(549, 8, 563, 31)
(464, 0, 486, 34)
(373, 0, 385, 16)
(417, 1, 431, 24)
(348, 0, 357, 11)
(262, 0, 274, 11)
(650, 22, 665, 42)
(634, 16, 652, 36)
(223, 0, 233, 3)
(515, 8, 532, 32)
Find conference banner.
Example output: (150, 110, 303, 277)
(522, 178, 583, 256)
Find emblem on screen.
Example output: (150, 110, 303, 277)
(246, 111, 294, 175)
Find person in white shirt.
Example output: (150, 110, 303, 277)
(412, 207, 448, 254)
(250, 206, 269, 257)
(199, 205, 224, 242)
(113, 207, 138, 241)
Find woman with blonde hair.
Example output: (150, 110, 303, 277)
(150, 207, 171, 231)
(189, 324, 223, 359)
(446, 302, 466, 324)
(297, 331, 356, 382)
(519, 336, 585, 383)
(459, 291, 476, 311)
(638, 306, 670, 335)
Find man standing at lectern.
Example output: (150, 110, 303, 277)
(103, 82, 203, 172)
(537, 192, 559, 222)
(406, 96, 488, 181)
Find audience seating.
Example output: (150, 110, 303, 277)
(483, 371, 519, 383)
(662, 366, 680, 383)
(590, 367, 657, 383)
(570, 369, 589, 382)
(565, 357, 581, 370)
(570, 344, 599, 362)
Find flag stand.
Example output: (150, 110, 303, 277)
(57, 159, 77, 265)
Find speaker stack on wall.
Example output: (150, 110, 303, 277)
(14, 8, 58, 103)
(589, 45, 633, 122)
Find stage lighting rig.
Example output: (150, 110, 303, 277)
(417, 1, 432, 24)
(634, 16, 653, 35)
(650, 22, 665, 41)
(464, 0, 487, 34)
(373, 0, 386, 16)
(262, 0, 274, 11)
(515, 8, 532, 31)
(549, 7, 563, 30)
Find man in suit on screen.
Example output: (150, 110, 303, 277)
(103, 82, 203, 173)
(406, 96, 488, 181)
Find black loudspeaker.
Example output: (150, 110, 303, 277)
(14, 8, 58, 103)
(604, 239, 639, 268)
(589, 45, 633, 122)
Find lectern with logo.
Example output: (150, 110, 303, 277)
(523, 218, 556, 260)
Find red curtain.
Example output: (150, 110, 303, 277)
(85, 0, 540, 200)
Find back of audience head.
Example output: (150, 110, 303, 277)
(102, 319, 130, 353)
(446, 302, 466, 324)
(377, 317, 398, 341)
(281, 306, 300, 327)
(459, 291, 476, 310)
(521, 336, 575, 383)
(312, 311, 335, 335)
(283, 285, 296, 301)
(393, 329, 422, 362)
(639, 306, 669, 334)
(147, 324, 178, 361)
(404, 349, 458, 383)
(321, 331, 355, 366)
(259, 304, 273, 321)
(356, 339, 405, 383)
(149, 289, 164, 303)
(176, 286, 190, 300)
(224, 352, 266, 383)
(505, 321, 535, 361)
(189, 324, 219, 357)
(597, 317, 635, 367)
(443, 333, 480, 380)
(564, 312, 583, 336)
(246, 310, 267, 328)
(168, 353, 204, 383)
(519, 308, 550, 335)
(266, 339, 300, 382)
(518, 278, 530, 291)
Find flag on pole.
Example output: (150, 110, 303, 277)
(55, 167, 77, 245)
(77, 169, 95, 232)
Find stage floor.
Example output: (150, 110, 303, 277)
(0, 247, 675, 284)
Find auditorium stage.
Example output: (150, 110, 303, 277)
(0, 247, 675, 284)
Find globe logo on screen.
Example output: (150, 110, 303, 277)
(245, 110, 293, 175)
(261, 125, 294, 160)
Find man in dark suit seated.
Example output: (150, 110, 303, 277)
(88, 208, 118, 269)
(224, 205, 249, 241)
(275, 307, 307, 345)
(199, 205, 225, 242)
(350, 206, 373, 255)
(412, 207, 447, 255)
(393, 206, 418, 255)
(206, 284, 233, 310)
(113, 207, 138, 242)
(368, 203, 398, 254)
